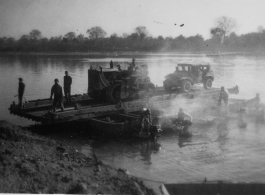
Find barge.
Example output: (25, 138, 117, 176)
(9, 62, 253, 135)
(9, 85, 222, 125)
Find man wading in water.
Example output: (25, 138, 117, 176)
(139, 108, 152, 136)
(173, 108, 193, 135)
(50, 78, 64, 113)
(176, 108, 192, 122)
(218, 86, 229, 114)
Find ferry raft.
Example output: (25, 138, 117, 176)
(9, 86, 222, 124)
(9, 62, 253, 135)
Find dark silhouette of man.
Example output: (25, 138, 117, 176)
(64, 71, 72, 103)
(50, 78, 64, 112)
(127, 58, 136, 75)
(140, 108, 152, 135)
(110, 60, 114, 68)
(18, 78, 25, 108)
(218, 86, 229, 107)
(218, 86, 229, 114)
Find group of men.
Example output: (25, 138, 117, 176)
(110, 59, 136, 73)
(140, 85, 263, 134)
(18, 58, 135, 113)
(18, 71, 72, 112)
(50, 71, 72, 112)
(175, 86, 229, 122)
(137, 85, 251, 134)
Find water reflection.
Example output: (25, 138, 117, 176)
(139, 141, 161, 165)
(89, 136, 162, 166)
(178, 136, 193, 148)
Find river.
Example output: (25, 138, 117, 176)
(1, 54, 265, 188)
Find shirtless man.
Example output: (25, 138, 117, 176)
(177, 108, 192, 122)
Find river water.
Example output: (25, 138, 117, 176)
(1, 54, 265, 186)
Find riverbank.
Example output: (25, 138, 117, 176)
(1, 51, 262, 62)
(0, 51, 205, 58)
(1, 51, 259, 57)
(0, 120, 156, 194)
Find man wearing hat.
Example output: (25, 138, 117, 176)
(64, 71, 72, 103)
(110, 60, 114, 69)
(50, 78, 64, 112)
(18, 78, 26, 108)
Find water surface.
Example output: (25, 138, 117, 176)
(1, 54, 265, 185)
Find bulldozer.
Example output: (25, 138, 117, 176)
(88, 63, 155, 103)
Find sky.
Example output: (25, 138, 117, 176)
(0, 0, 265, 40)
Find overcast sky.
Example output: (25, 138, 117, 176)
(0, 0, 265, 39)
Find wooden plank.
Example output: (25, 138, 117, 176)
(9, 87, 226, 124)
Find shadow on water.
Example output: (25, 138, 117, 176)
(88, 135, 163, 165)
(177, 136, 193, 148)
(28, 121, 163, 165)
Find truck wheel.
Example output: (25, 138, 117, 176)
(106, 83, 129, 103)
(106, 84, 120, 103)
(204, 78, 213, 89)
(163, 80, 172, 91)
(181, 80, 192, 93)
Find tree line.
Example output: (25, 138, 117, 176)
(0, 16, 265, 53)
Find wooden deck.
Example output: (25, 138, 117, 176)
(9, 86, 222, 125)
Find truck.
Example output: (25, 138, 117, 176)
(163, 63, 214, 93)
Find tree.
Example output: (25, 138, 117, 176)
(214, 16, 237, 42)
(134, 26, 149, 39)
(19, 35, 30, 42)
(110, 33, 118, 39)
(210, 27, 225, 44)
(109, 33, 118, 43)
(76, 34, 85, 42)
(157, 36, 164, 41)
(128, 33, 139, 41)
(87, 26, 107, 40)
(122, 33, 129, 38)
(257, 26, 265, 33)
(64, 32, 76, 41)
(29, 30, 42, 40)
(210, 27, 225, 36)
